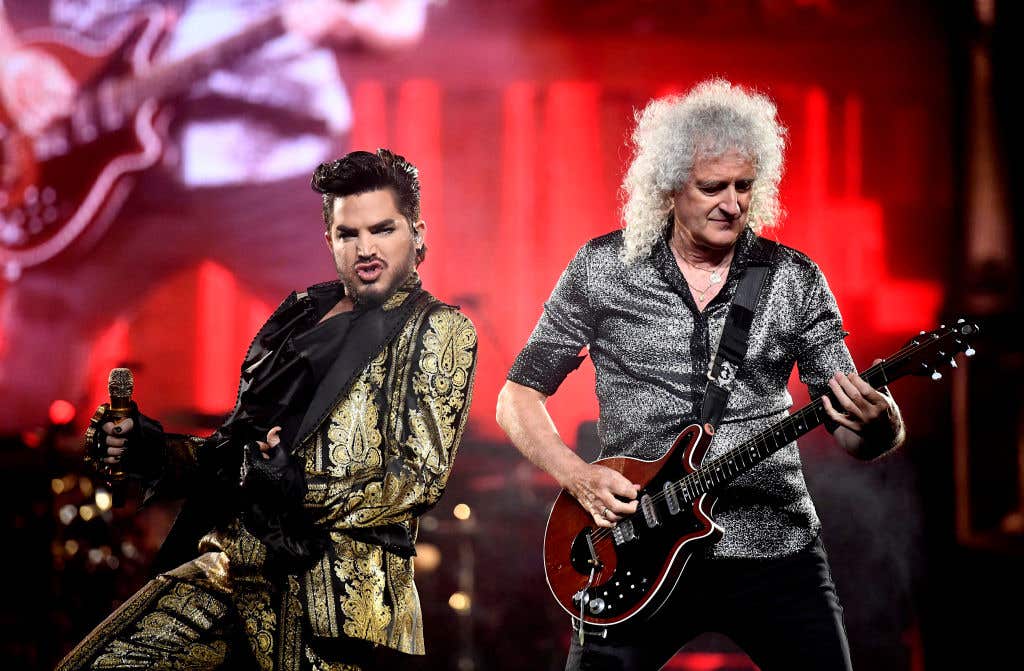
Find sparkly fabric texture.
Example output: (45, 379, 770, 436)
(508, 227, 854, 559)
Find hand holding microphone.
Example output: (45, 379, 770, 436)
(84, 368, 164, 496)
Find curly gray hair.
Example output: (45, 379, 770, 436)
(620, 79, 787, 263)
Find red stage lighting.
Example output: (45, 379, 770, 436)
(48, 399, 76, 425)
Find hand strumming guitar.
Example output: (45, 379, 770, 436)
(496, 380, 641, 529)
(0, 45, 75, 135)
(563, 462, 641, 529)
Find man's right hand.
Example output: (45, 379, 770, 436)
(84, 404, 163, 480)
(564, 462, 640, 529)
(97, 415, 134, 465)
(1, 48, 76, 135)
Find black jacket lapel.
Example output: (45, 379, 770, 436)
(292, 288, 427, 449)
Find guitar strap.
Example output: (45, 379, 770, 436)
(700, 241, 777, 430)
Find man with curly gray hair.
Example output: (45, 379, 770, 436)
(497, 80, 904, 670)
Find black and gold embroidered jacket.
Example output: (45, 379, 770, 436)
(145, 274, 478, 665)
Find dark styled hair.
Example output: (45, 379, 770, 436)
(311, 149, 421, 229)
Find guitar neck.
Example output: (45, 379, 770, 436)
(116, 12, 285, 111)
(676, 362, 896, 502)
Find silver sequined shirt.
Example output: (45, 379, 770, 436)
(508, 227, 854, 559)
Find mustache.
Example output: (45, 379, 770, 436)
(354, 255, 387, 267)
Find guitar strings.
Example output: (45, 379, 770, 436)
(584, 338, 941, 548)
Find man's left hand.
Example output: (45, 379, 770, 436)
(821, 359, 904, 458)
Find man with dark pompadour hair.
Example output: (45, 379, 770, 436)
(63, 148, 478, 670)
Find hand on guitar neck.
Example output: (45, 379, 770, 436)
(821, 358, 906, 460)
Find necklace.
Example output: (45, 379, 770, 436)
(679, 254, 730, 304)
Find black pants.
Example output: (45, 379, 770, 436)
(565, 537, 853, 671)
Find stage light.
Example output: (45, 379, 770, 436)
(21, 430, 42, 448)
(453, 503, 471, 520)
(79, 477, 94, 496)
(121, 541, 138, 559)
(88, 548, 103, 564)
(64, 540, 79, 556)
(79, 505, 96, 521)
(59, 504, 77, 525)
(448, 591, 471, 613)
(414, 542, 442, 573)
(95, 489, 112, 512)
(51, 478, 66, 494)
(48, 399, 76, 425)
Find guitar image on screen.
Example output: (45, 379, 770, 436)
(0, 7, 286, 279)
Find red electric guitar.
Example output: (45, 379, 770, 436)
(543, 320, 979, 628)
(0, 8, 286, 278)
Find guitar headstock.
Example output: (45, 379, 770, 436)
(878, 319, 980, 384)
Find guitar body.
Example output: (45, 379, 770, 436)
(542, 323, 978, 629)
(544, 423, 723, 627)
(0, 10, 171, 273)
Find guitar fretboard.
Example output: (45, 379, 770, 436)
(115, 13, 285, 113)
(671, 362, 894, 503)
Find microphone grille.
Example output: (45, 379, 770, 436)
(108, 368, 134, 398)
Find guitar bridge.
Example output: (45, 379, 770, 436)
(570, 529, 605, 573)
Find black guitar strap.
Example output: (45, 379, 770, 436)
(700, 243, 777, 430)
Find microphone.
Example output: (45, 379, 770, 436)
(104, 368, 134, 481)
(101, 368, 134, 507)
(108, 367, 134, 418)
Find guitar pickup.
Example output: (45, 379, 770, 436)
(663, 481, 681, 515)
(612, 519, 635, 545)
(641, 494, 660, 528)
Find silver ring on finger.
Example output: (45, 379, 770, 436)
(602, 507, 612, 519)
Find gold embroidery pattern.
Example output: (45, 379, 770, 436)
(334, 536, 391, 643)
(385, 551, 424, 654)
(382, 271, 420, 312)
(304, 647, 364, 671)
(55, 578, 167, 670)
(277, 577, 304, 671)
(406, 308, 478, 500)
(306, 552, 340, 638)
(198, 521, 267, 574)
(90, 580, 231, 669)
(386, 298, 433, 450)
(234, 583, 276, 671)
(324, 350, 388, 480)
(297, 298, 476, 655)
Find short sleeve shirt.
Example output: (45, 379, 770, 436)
(508, 227, 854, 558)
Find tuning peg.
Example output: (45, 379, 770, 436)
(940, 324, 946, 329)
(965, 347, 976, 357)
(957, 318, 965, 323)
(949, 359, 958, 369)
(919, 330, 926, 335)
(931, 370, 943, 381)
